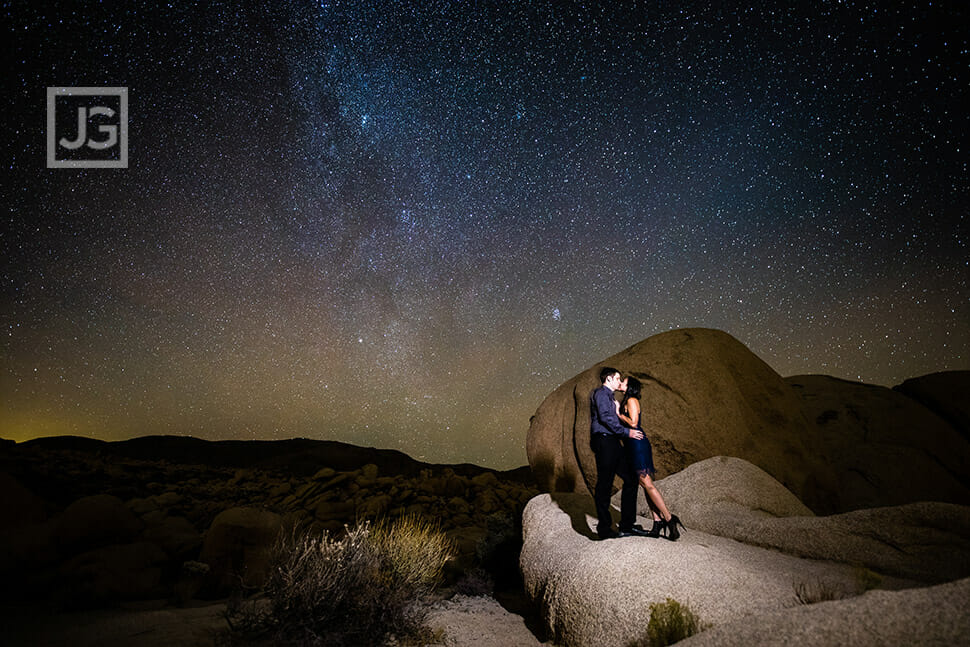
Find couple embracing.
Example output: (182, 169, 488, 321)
(589, 367, 684, 541)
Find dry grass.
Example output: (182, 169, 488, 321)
(649, 597, 703, 646)
(628, 597, 704, 647)
(792, 577, 851, 605)
(224, 516, 454, 646)
(370, 514, 454, 593)
(853, 565, 882, 592)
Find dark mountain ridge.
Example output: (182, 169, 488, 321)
(6, 434, 534, 484)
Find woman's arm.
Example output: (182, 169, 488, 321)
(618, 398, 640, 428)
(616, 398, 640, 429)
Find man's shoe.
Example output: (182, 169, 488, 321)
(597, 528, 620, 540)
(618, 524, 654, 538)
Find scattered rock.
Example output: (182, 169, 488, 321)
(314, 499, 355, 522)
(357, 494, 392, 518)
(152, 491, 182, 509)
(449, 496, 472, 516)
(199, 507, 282, 595)
(127, 497, 160, 516)
(59, 541, 168, 605)
(143, 515, 203, 560)
(0, 435, 538, 607)
(0, 518, 58, 580)
(0, 471, 50, 527)
(55, 494, 144, 555)
(360, 463, 379, 481)
(173, 560, 211, 606)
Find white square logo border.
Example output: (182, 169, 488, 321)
(47, 87, 128, 169)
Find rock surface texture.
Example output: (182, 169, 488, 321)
(527, 328, 970, 514)
(788, 373, 970, 512)
(521, 457, 970, 647)
(630, 456, 970, 583)
(676, 577, 970, 647)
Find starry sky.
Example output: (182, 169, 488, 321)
(3, 1, 968, 469)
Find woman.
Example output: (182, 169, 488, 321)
(616, 376, 684, 541)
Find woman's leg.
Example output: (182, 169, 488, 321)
(643, 492, 661, 521)
(639, 473, 671, 521)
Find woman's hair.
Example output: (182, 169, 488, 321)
(620, 376, 642, 411)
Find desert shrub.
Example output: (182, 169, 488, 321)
(853, 565, 882, 591)
(792, 577, 850, 605)
(173, 560, 210, 606)
(636, 597, 703, 647)
(224, 516, 454, 646)
(369, 514, 453, 594)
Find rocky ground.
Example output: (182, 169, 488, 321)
(0, 435, 545, 646)
(520, 458, 970, 647)
(522, 328, 970, 645)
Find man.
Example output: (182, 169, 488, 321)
(590, 366, 649, 539)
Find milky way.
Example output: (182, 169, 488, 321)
(4, 2, 968, 468)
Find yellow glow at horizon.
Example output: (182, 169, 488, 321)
(0, 411, 100, 443)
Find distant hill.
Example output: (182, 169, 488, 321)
(7, 434, 535, 484)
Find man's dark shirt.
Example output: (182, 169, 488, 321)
(590, 385, 628, 438)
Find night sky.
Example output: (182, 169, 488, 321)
(4, 2, 968, 469)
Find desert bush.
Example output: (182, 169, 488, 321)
(173, 560, 210, 606)
(369, 514, 453, 594)
(633, 597, 703, 647)
(853, 565, 882, 591)
(224, 516, 454, 646)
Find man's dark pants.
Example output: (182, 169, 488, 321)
(591, 433, 638, 535)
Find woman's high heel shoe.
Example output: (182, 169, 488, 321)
(665, 515, 685, 541)
(648, 519, 664, 538)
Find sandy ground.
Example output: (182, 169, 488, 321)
(3, 600, 230, 647)
(426, 593, 553, 646)
(3, 593, 552, 647)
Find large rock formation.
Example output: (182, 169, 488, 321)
(894, 370, 970, 440)
(678, 577, 970, 647)
(636, 457, 970, 583)
(520, 457, 970, 647)
(528, 328, 830, 508)
(790, 374, 970, 511)
(527, 328, 970, 514)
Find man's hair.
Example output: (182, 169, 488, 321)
(599, 366, 620, 384)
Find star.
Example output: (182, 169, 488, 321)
(2, 1, 966, 468)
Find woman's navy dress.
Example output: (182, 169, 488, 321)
(624, 402, 655, 477)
